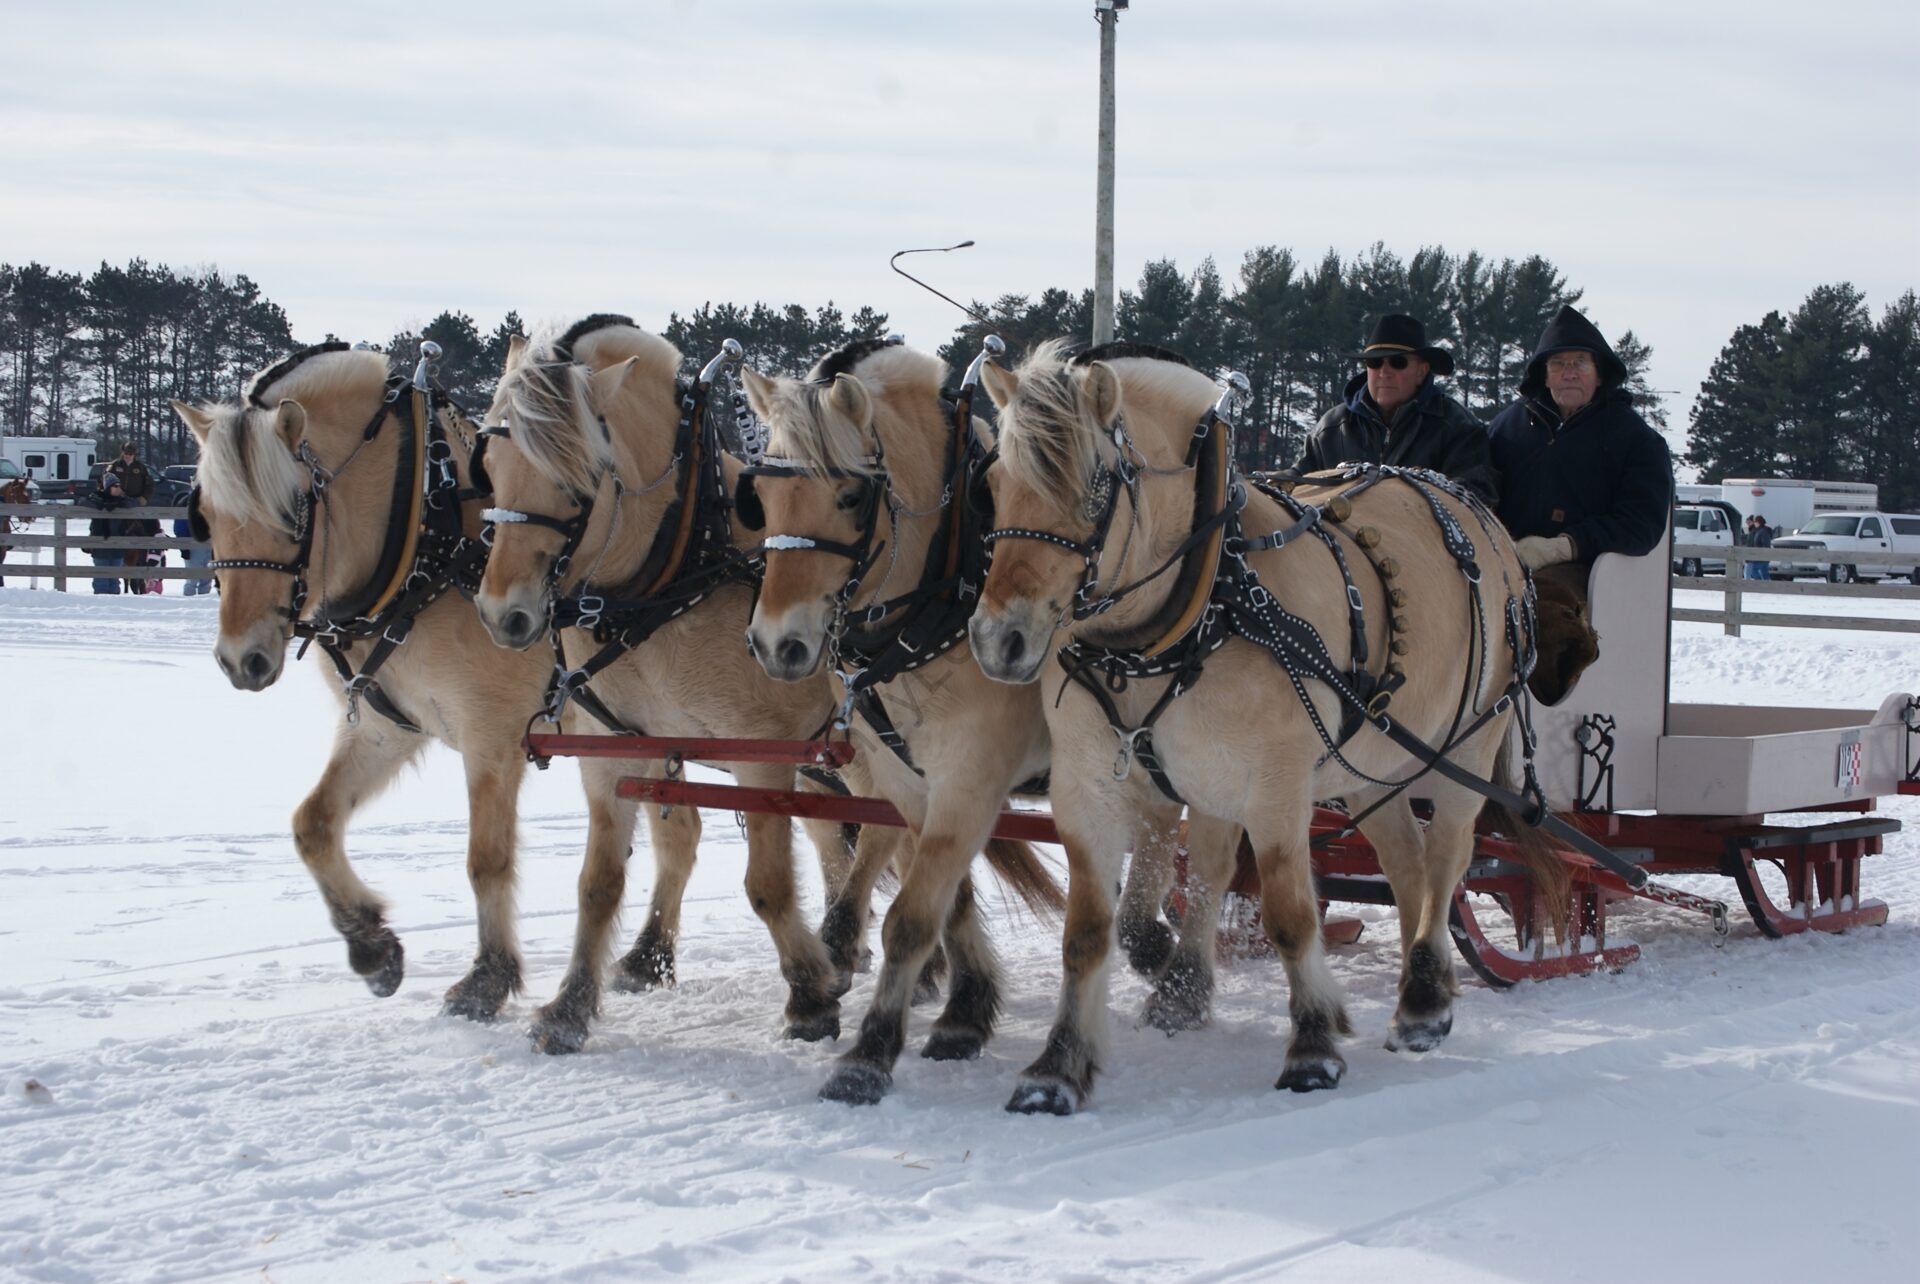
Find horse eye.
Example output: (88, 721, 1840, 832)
(835, 484, 865, 511)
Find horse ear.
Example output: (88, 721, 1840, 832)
(172, 399, 216, 445)
(588, 357, 638, 415)
(1080, 361, 1122, 428)
(827, 374, 872, 428)
(273, 399, 306, 450)
(503, 333, 528, 373)
(979, 361, 1019, 410)
(741, 367, 778, 422)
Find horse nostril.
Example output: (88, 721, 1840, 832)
(1002, 630, 1026, 670)
(242, 650, 274, 683)
(776, 637, 810, 671)
(504, 608, 534, 643)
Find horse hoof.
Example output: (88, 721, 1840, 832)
(355, 937, 405, 998)
(920, 1028, 986, 1062)
(1276, 1056, 1346, 1093)
(1387, 1013, 1452, 1054)
(529, 1018, 588, 1056)
(1143, 991, 1210, 1035)
(1005, 1079, 1078, 1116)
(785, 1010, 841, 1043)
(612, 949, 673, 993)
(1122, 920, 1175, 976)
(439, 989, 503, 1023)
(819, 1062, 891, 1106)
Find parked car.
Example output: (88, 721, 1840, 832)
(1770, 512, 1920, 582)
(153, 464, 197, 508)
(1671, 500, 1739, 577)
(0, 458, 40, 502)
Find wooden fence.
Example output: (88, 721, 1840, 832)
(0, 501, 209, 591)
(1669, 539, 1920, 637)
(5, 512, 1917, 636)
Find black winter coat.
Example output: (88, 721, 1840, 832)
(1290, 374, 1498, 506)
(1488, 387, 1672, 561)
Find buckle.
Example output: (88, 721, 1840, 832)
(574, 594, 605, 631)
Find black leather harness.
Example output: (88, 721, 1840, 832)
(195, 344, 489, 733)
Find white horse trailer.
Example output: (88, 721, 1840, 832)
(1721, 477, 1878, 535)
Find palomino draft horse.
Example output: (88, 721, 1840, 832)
(172, 345, 550, 1020)
(971, 341, 1563, 1114)
(471, 317, 918, 1051)
(739, 338, 1225, 1104)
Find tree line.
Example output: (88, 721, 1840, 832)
(1686, 284, 1920, 512)
(5, 255, 1912, 505)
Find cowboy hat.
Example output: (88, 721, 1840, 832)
(1358, 314, 1455, 376)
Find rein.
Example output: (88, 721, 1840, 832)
(989, 358, 1649, 889)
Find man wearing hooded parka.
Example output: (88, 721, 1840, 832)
(1488, 305, 1673, 572)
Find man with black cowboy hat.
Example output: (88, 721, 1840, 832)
(1489, 304, 1672, 571)
(1286, 313, 1497, 505)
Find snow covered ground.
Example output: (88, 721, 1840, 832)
(2, 583, 1918, 1284)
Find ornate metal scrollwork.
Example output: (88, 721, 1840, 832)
(1574, 713, 1617, 814)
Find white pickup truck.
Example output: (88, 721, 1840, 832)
(1770, 512, 1920, 582)
(1671, 500, 1740, 576)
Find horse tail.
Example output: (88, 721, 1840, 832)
(1482, 737, 1572, 946)
(981, 837, 1066, 920)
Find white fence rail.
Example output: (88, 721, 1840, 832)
(1669, 539, 1920, 637)
(1, 502, 208, 591)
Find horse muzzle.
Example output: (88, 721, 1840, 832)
(745, 623, 822, 682)
(215, 637, 285, 692)
(475, 591, 551, 651)
(969, 609, 1049, 685)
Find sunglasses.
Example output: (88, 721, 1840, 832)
(1363, 354, 1411, 371)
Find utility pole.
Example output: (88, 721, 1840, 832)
(1092, 1, 1127, 345)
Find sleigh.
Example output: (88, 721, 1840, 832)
(526, 523, 1908, 989)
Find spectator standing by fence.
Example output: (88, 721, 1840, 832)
(175, 514, 213, 595)
(1745, 514, 1773, 581)
(88, 473, 126, 594)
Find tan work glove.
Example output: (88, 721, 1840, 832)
(1515, 533, 1576, 570)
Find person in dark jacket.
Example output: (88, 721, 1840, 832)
(1488, 305, 1673, 571)
(109, 441, 152, 502)
(1744, 513, 1774, 581)
(88, 473, 127, 594)
(1288, 314, 1498, 505)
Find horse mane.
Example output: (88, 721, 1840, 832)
(998, 339, 1218, 521)
(204, 347, 392, 533)
(762, 342, 949, 478)
(494, 318, 681, 497)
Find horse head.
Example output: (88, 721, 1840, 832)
(969, 342, 1132, 684)
(739, 340, 952, 682)
(471, 318, 682, 650)
(173, 346, 403, 691)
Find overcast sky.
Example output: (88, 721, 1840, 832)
(4, 0, 1916, 451)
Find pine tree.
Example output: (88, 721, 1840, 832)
(1613, 330, 1669, 430)
(1685, 312, 1790, 480)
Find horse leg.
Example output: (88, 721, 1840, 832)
(732, 762, 840, 1042)
(819, 821, 905, 991)
(612, 794, 700, 992)
(291, 716, 426, 997)
(921, 874, 998, 1061)
(819, 792, 999, 1105)
(1377, 781, 1481, 1053)
(1115, 810, 1178, 977)
(1249, 800, 1351, 1092)
(440, 749, 527, 1021)
(529, 759, 639, 1054)
(1007, 788, 1129, 1115)
(1143, 810, 1239, 1034)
